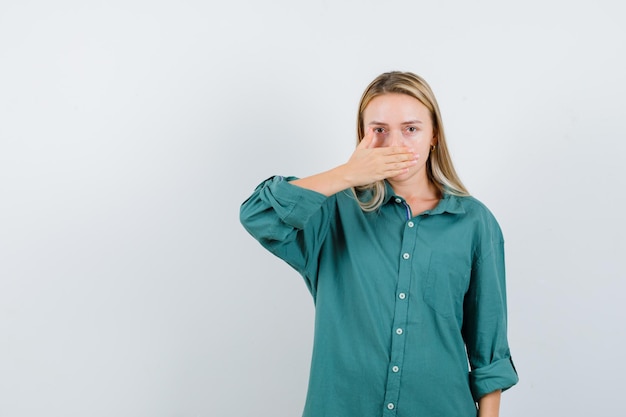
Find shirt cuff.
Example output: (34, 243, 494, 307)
(262, 175, 328, 229)
(469, 356, 519, 402)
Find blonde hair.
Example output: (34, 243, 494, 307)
(353, 71, 469, 211)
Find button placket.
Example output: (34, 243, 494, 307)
(383, 217, 419, 416)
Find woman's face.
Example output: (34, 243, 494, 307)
(362, 93, 435, 183)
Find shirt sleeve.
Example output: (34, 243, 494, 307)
(239, 175, 333, 294)
(462, 226, 519, 402)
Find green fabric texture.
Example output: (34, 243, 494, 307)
(240, 176, 518, 417)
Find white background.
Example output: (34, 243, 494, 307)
(1, 1, 625, 416)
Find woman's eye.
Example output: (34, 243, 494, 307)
(373, 127, 386, 134)
(406, 126, 418, 133)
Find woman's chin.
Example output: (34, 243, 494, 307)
(388, 171, 412, 183)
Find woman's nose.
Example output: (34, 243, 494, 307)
(388, 130, 403, 146)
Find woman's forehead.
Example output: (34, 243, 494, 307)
(363, 93, 431, 122)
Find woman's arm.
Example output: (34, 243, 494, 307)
(478, 390, 501, 417)
(290, 131, 417, 195)
(461, 215, 518, 405)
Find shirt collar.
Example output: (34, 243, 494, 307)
(383, 181, 466, 215)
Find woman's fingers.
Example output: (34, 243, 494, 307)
(368, 150, 418, 179)
(347, 135, 421, 186)
(382, 146, 416, 157)
(385, 156, 418, 171)
(357, 130, 377, 149)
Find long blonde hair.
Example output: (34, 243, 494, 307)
(353, 71, 469, 211)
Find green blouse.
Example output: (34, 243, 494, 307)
(240, 176, 518, 417)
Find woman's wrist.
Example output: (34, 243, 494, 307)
(289, 164, 354, 196)
(477, 390, 501, 417)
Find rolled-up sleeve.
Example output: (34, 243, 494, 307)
(239, 176, 331, 293)
(462, 237, 519, 402)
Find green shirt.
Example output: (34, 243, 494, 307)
(240, 176, 518, 417)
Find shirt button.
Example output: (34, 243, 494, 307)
(387, 403, 395, 410)
(395, 198, 402, 203)
(402, 253, 410, 260)
(407, 221, 414, 227)
(392, 365, 400, 373)
(398, 292, 406, 300)
(396, 328, 403, 335)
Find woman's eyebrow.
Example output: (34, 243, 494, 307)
(367, 120, 423, 125)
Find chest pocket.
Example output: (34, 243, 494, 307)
(423, 252, 471, 319)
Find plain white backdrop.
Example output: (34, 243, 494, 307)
(1, 0, 624, 416)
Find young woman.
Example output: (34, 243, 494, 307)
(240, 71, 518, 417)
